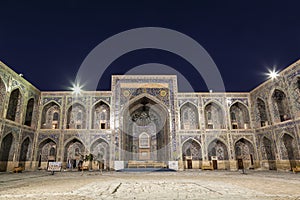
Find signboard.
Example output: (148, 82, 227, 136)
(185, 156, 192, 160)
(114, 161, 124, 171)
(47, 162, 62, 172)
(168, 161, 178, 171)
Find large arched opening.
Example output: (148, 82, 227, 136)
(91, 101, 110, 129)
(122, 96, 170, 163)
(36, 138, 56, 169)
(234, 138, 255, 169)
(66, 103, 87, 129)
(182, 139, 202, 169)
(257, 98, 269, 127)
(6, 88, 22, 122)
(64, 138, 85, 169)
(180, 102, 199, 130)
(41, 102, 60, 129)
(91, 138, 110, 170)
(207, 139, 229, 170)
(24, 98, 34, 126)
(272, 89, 290, 122)
(230, 102, 250, 129)
(0, 133, 14, 171)
(204, 102, 225, 129)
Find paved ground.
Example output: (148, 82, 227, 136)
(0, 170, 299, 200)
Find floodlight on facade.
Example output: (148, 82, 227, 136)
(267, 69, 279, 80)
(71, 84, 82, 94)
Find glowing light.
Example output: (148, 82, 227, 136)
(226, 99, 232, 105)
(71, 84, 82, 94)
(267, 69, 279, 80)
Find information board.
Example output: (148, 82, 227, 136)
(47, 162, 62, 172)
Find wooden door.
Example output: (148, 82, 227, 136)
(237, 159, 244, 169)
(187, 159, 192, 169)
(212, 160, 218, 169)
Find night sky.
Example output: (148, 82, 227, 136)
(0, 0, 300, 92)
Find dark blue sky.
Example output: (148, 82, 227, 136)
(0, 0, 300, 92)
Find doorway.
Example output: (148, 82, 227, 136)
(212, 160, 218, 170)
(237, 158, 244, 170)
(187, 159, 192, 169)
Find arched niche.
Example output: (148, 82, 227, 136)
(37, 138, 56, 162)
(91, 101, 110, 129)
(207, 139, 228, 160)
(0, 133, 14, 171)
(234, 138, 255, 166)
(204, 102, 225, 129)
(24, 98, 34, 126)
(271, 89, 290, 122)
(180, 102, 199, 129)
(230, 102, 250, 129)
(64, 138, 85, 168)
(234, 138, 255, 160)
(257, 98, 268, 127)
(6, 88, 22, 122)
(139, 132, 150, 148)
(182, 139, 202, 160)
(67, 103, 86, 129)
(41, 102, 60, 129)
(91, 138, 110, 170)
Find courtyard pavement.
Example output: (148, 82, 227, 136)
(0, 170, 299, 200)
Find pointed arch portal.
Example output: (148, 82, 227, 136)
(208, 139, 228, 161)
(234, 138, 255, 169)
(64, 138, 85, 169)
(37, 138, 56, 169)
(91, 138, 110, 170)
(180, 102, 199, 129)
(122, 96, 170, 162)
(182, 139, 202, 160)
(0, 133, 14, 172)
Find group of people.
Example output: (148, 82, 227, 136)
(67, 159, 81, 169)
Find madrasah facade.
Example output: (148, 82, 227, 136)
(0, 59, 299, 172)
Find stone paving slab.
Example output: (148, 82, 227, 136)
(0, 170, 299, 200)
